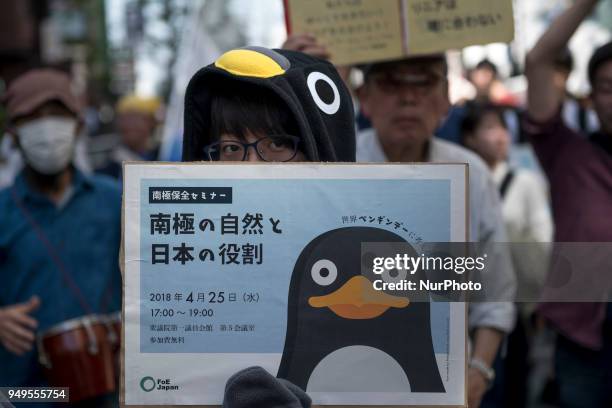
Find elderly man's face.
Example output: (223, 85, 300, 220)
(359, 59, 450, 151)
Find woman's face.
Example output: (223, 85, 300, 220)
(467, 112, 510, 165)
(209, 131, 306, 162)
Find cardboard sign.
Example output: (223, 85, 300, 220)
(284, 0, 514, 65)
(121, 163, 468, 407)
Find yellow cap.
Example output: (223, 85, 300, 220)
(116, 94, 161, 115)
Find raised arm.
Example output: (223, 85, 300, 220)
(526, 0, 599, 122)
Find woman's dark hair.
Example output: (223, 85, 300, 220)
(474, 59, 498, 77)
(460, 102, 507, 145)
(208, 80, 299, 142)
(588, 40, 612, 86)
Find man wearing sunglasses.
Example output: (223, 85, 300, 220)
(356, 56, 516, 408)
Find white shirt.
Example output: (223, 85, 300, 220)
(492, 162, 553, 310)
(492, 162, 552, 245)
(357, 129, 517, 333)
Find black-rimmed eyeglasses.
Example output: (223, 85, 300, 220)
(203, 135, 301, 162)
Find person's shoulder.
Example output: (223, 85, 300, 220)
(430, 138, 490, 175)
(94, 160, 122, 180)
(0, 184, 20, 242)
(513, 168, 547, 191)
(356, 128, 387, 162)
(86, 172, 122, 197)
(0, 185, 13, 216)
(0, 181, 20, 212)
(0, 184, 11, 201)
(513, 167, 538, 180)
(356, 127, 376, 146)
(82, 173, 122, 222)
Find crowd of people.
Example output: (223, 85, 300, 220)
(1, 0, 611, 407)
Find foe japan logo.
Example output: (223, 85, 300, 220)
(140, 376, 179, 392)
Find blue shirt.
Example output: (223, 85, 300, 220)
(0, 169, 122, 389)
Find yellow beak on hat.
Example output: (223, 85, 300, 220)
(214, 49, 287, 78)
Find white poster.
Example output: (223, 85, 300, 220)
(122, 163, 467, 407)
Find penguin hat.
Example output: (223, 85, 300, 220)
(278, 227, 445, 393)
(182, 46, 355, 162)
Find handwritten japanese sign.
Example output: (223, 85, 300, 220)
(122, 163, 468, 407)
(286, 0, 404, 66)
(285, 0, 514, 65)
(405, 0, 514, 54)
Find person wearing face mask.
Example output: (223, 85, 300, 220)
(0, 69, 122, 407)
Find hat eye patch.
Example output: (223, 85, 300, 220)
(307, 72, 340, 115)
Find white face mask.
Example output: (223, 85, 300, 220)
(17, 117, 77, 175)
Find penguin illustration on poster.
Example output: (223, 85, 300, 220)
(277, 227, 445, 393)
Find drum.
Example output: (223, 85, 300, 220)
(37, 314, 118, 402)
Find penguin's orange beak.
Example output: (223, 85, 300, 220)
(308, 276, 409, 319)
